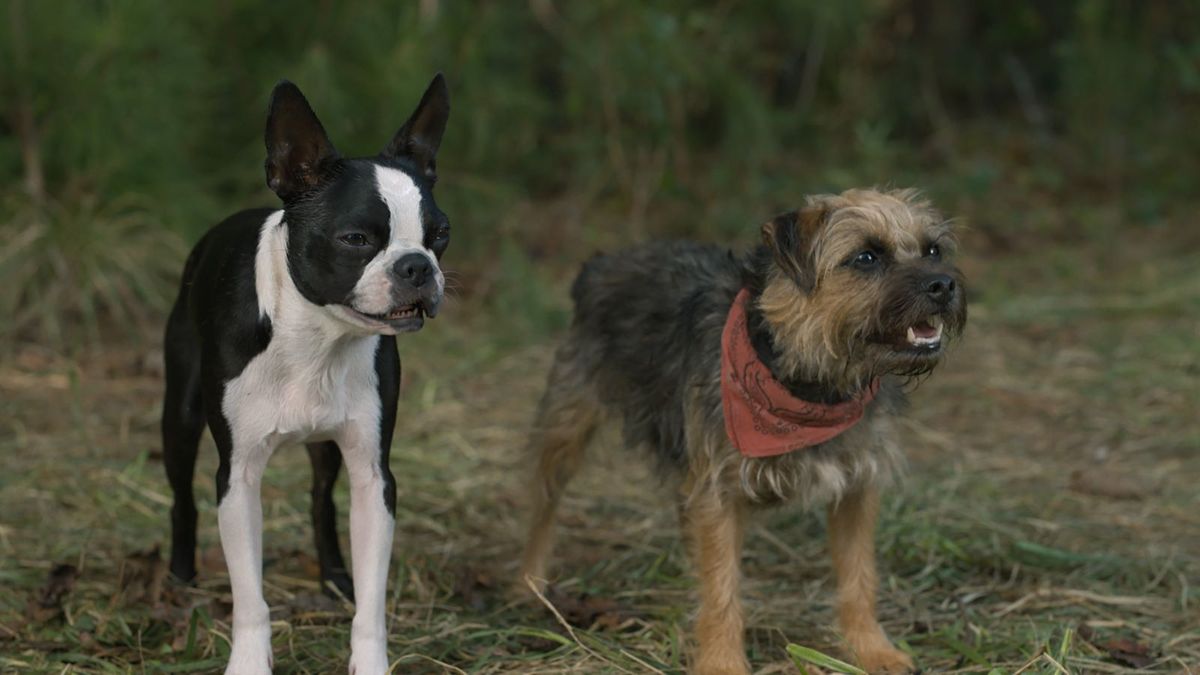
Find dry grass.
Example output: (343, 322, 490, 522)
(0, 222, 1197, 674)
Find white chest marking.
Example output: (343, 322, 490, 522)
(223, 214, 383, 451)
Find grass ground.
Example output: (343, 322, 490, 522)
(1, 200, 1198, 674)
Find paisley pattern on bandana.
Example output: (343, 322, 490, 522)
(721, 288, 879, 458)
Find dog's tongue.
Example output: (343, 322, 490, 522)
(911, 321, 938, 339)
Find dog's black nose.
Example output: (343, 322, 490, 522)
(924, 274, 956, 304)
(394, 253, 433, 288)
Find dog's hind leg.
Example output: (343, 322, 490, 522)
(162, 298, 206, 583)
(518, 343, 601, 593)
(306, 441, 354, 601)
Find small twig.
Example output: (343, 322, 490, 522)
(1042, 652, 1070, 674)
(1010, 646, 1046, 675)
(523, 574, 657, 675)
(392, 653, 467, 674)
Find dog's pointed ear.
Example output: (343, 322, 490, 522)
(761, 204, 827, 292)
(265, 81, 339, 202)
(382, 73, 450, 179)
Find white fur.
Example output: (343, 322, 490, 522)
(350, 165, 444, 315)
(219, 214, 395, 675)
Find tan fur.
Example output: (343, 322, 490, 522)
(519, 340, 602, 591)
(760, 189, 955, 389)
(518, 188, 963, 674)
(681, 483, 748, 675)
(829, 485, 915, 674)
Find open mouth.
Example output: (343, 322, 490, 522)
(372, 302, 424, 319)
(362, 302, 426, 323)
(900, 315, 944, 351)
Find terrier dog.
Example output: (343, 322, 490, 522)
(161, 75, 450, 674)
(518, 189, 966, 674)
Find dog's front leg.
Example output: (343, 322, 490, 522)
(683, 489, 749, 675)
(339, 423, 396, 675)
(216, 440, 277, 675)
(828, 484, 914, 674)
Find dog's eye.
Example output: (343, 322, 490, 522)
(924, 243, 941, 259)
(434, 226, 449, 242)
(339, 233, 369, 247)
(854, 250, 878, 266)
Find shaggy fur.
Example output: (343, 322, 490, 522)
(518, 188, 967, 674)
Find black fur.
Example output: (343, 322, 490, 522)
(161, 76, 448, 599)
(567, 241, 745, 469)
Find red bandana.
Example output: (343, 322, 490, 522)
(721, 289, 879, 458)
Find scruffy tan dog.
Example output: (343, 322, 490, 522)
(517, 188, 966, 674)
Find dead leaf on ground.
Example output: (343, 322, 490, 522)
(1077, 624, 1157, 669)
(120, 544, 167, 605)
(150, 602, 211, 652)
(1100, 637, 1155, 669)
(544, 588, 640, 632)
(25, 563, 79, 622)
(453, 567, 497, 612)
(277, 549, 322, 579)
(1069, 466, 1160, 500)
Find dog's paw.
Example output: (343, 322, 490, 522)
(224, 625, 273, 675)
(857, 646, 915, 674)
(347, 641, 389, 675)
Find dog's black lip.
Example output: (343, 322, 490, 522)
(890, 341, 943, 355)
(868, 332, 945, 349)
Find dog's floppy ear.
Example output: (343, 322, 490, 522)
(264, 81, 340, 202)
(761, 204, 827, 292)
(382, 73, 450, 179)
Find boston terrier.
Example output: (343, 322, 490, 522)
(161, 74, 450, 674)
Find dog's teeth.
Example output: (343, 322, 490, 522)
(384, 306, 420, 320)
(906, 321, 943, 347)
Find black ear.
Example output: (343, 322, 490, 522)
(264, 81, 339, 201)
(761, 205, 826, 292)
(381, 73, 450, 179)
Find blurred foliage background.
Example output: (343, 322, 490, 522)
(2, 0, 1198, 350)
(2, 5, 1199, 671)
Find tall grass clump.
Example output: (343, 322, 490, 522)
(1, 1, 1197, 350)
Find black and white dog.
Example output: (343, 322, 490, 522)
(161, 75, 450, 674)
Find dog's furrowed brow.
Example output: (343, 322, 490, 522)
(924, 223, 958, 254)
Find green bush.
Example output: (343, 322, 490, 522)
(1, 1, 1196, 349)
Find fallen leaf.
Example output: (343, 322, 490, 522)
(453, 567, 497, 612)
(25, 563, 79, 622)
(288, 550, 322, 579)
(1100, 637, 1155, 669)
(1079, 627, 1157, 670)
(120, 545, 167, 605)
(544, 588, 639, 632)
